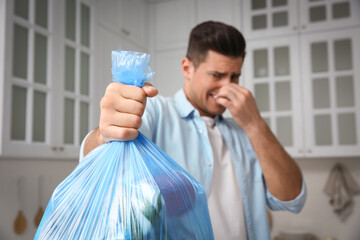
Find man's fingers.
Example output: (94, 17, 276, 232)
(101, 95, 145, 116)
(99, 82, 157, 142)
(117, 99, 145, 116)
(106, 82, 147, 103)
(101, 112, 142, 129)
(142, 83, 158, 97)
(215, 97, 231, 108)
(101, 126, 139, 142)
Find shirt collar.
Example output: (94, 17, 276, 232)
(174, 89, 195, 118)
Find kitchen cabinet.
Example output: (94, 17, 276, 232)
(243, 36, 304, 157)
(0, 0, 95, 159)
(243, 0, 360, 40)
(153, 0, 196, 51)
(96, 0, 146, 48)
(301, 29, 360, 157)
(244, 23, 360, 157)
(97, 0, 148, 49)
(298, 0, 360, 33)
(196, 0, 241, 29)
(242, 0, 298, 39)
(120, 0, 147, 48)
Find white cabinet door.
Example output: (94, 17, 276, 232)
(154, 0, 196, 50)
(96, 0, 147, 49)
(242, 0, 299, 39)
(244, 36, 304, 157)
(301, 28, 360, 157)
(57, 0, 95, 158)
(2, 0, 56, 158)
(119, 0, 147, 48)
(1, 0, 95, 159)
(243, 0, 360, 39)
(97, 0, 120, 32)
(196, 0, 241, 28)
(299, 0, 360, 33)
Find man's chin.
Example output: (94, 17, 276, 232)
(211, 106, 226, 116)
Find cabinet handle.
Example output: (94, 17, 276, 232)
(299, 149, 303, 154)
(302, 25, 306, 30)
(293, 26, 297, 31)
(121, 28, 130, 36)
(52, 146, 64, 151)
(308, 149, 312, 154)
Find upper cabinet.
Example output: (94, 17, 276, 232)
(120, 0, 147, 48)
(299, 0, 360, 33)
(301, 29, 360, 157)
(243, 0, 298, 39)
(1, 0, 95, 159)
(243, 36, 305, 157)
(245, 29, 360, 158)
(244, 1, 360, 157)
(97, 0, 147, 49)
(243, 0, 360, 39)
(196, 0, 241, 29)
(153, 0, 196, 51)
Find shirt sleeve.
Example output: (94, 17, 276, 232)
(266, 179, 307, 213)
(139, 96, 158, 140)
(79, 130, 93, 162)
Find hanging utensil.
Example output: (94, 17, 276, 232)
(34, 175, 45, 227)
(13, 177, 27, 234)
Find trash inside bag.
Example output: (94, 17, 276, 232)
(34, 50, 214, 240)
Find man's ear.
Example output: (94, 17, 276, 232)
(181, 57, 194, 80)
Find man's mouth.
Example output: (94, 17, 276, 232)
(209, 93, 224, 108)
(209, 92, 217, 99)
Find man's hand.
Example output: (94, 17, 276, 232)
(83, 82, 158, 157)
(99, 82, 158, 142)
(215, 83, 303, 201)
(215, 83, 264, 133)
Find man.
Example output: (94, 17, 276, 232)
(82, 21, 306, 240)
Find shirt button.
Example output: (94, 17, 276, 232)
(207, 162, 212, 167)
(199, 129, 204, 134)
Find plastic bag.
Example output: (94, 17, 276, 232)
(34, 50, 214, 240)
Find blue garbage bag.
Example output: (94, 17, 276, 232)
(34, 50, 214, 240)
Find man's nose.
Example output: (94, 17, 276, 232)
(221, 76, 232, 85)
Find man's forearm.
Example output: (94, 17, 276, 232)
(245, 120, 303, 201)
(83, 128, 104, 157)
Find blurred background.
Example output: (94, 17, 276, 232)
(0, 0, 360, 239)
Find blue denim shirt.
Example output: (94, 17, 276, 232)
(139, 89, 307, 240)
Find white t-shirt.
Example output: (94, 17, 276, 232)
(202, 116, 248, 240)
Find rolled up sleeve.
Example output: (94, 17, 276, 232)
(266, 180, 307, 213)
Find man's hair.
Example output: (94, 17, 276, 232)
(186, 21, 246, 69)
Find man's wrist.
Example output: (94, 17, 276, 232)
(243, 118, 267, 137)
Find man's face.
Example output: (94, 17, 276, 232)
(183, 50, 244, 117)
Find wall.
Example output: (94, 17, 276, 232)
(0, 159, 77, 240)
(272, 157, 360, 240)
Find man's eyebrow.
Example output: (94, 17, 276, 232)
(207, 71, 241, 77)
(207, 71, 227, 76)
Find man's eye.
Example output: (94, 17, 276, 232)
(231, 75, 240, 82)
